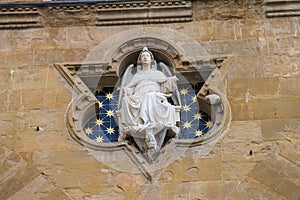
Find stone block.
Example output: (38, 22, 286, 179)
(279, 77, 300, 96)
(0, 31, 9, 51)
(29, 109, 66, 131)
(66, 27, 93, 48)
(30, 28, 67, 50)
(250, 77, 280, 96)
(223, 120, 262, 141)
(0, 69, 10, 90)
(212, 20, 236, 40)
(260, 119, 289, 140)
(177, 180, 236, 200)
(0, 112, 16, 134)
(0, 177, 24, 200)
(0, 52, 8, 68)
(22, 89, 46, 110)
(63, 187, 86, 200)
(62, 48, 88, 63)
(262, 55, 300, 77)
(41, 188, 72, 200)
(221, 161, 257, 180)
(227, 78, 251, 100)
(268, 36, 294, 56)
(268, 158, 300, 183)
(264, 18, 295, 38)
(8, 174, 55, 200)
(7, 29, 32, 50)
(227, 190, 251, 200)
(189, 158, 223, 181)
(248, 162, 285, 189)
(240, 19, 265, 39)
(230, 100, 254, 120)
(16, 163, 40, 186)
(193, 21, 213, 42)
(234, 177, 287, 200)
(85, 186, 125, 200)
(251, 99, 278, 119)
(275, 179, 300, 200)
(201, 39, 259, 56)
(160, 158, 202, 182)
(5, 51, 33, 69)
(275, 97, 300, 119)
(3, 90, 23, 111)
(220, 140, 276, 162)
(278, 140, 300, 167)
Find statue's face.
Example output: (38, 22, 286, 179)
(141, 52, 151, 66)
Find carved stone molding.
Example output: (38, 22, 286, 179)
(96, 0, 192, 26)
(264, 0, 300, 17)
(0, 5, 43, 29)
(0, 0, 192, 28)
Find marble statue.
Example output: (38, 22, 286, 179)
(117, 47, 181, 160)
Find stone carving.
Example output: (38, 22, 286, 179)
(117, 47, 181, 161)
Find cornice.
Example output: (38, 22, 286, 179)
(0, 0, 192, 29)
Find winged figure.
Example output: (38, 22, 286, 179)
(117, 47, 181, 160)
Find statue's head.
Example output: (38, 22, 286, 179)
(137, 47, 156, 70)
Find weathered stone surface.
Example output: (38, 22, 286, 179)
(0, 1, 299, 199)
(193, 0, 264, 20)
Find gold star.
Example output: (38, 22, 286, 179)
(106, 110, 114, 117)
(194, 113, 202, 120)
(106, 93, 114, 100)
(180, 88, 188, 95)
(95, 86, 103, 92)
(192, 96, 197, 103)
(206, 121, 213, 128)
(95, 119, 103, 126)
(95, 136, 104, 143)
(195, 130, 203, 137)
(106, 127, 115, 134)
(183, 121, 191, 129)
(85, 127, 93, 135)
(183, 105, 190, 112)
(97, 101, 103, 108)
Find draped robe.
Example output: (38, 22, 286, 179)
(119, 68, 179, 140)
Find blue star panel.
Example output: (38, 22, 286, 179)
(83, 83, 212, 144)
(177, 83, 213, 139)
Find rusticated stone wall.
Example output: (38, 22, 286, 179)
(0, 0, 299, 199)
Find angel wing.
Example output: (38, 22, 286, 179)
(159, 62, 181, 106)
(118, 64, 134, 110)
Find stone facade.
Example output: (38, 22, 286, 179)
(0, 0, 299, 199)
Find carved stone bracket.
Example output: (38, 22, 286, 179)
(0, 5, 43, 29)
(264, 0, 300, 17)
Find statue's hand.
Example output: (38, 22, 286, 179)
(124, 87, 133, 96)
